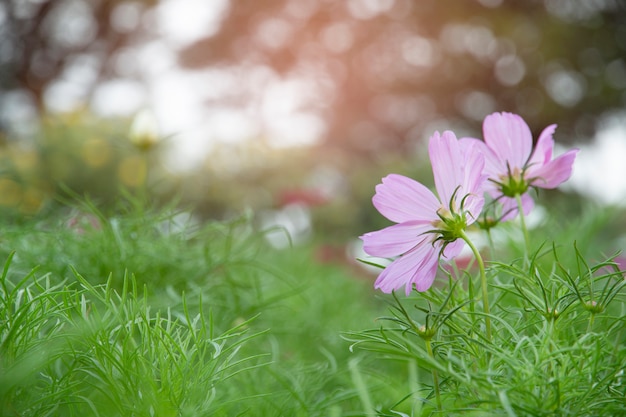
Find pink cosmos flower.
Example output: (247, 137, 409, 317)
(360, 131, 486, 294)
(462, 112, 578, 220)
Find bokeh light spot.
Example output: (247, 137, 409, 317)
(43, 80, 87, 113)
(155, 0, 229, 47)
(255, 18, 293, 50)
(45, 0, 97, 49)
(111, 2, 143, 34)
(320, 23, 354, 54)
(285, 0, 319, 20)
(0, 90, 39, 137)
(0, 178, 22, 207)
(91, 79, 145, 117)
(81, 137, 112, 168)
(347, 0, 395, 20)
(605, 59, 626, 90)
(457, 91, 496, 121)
(495, 55, 526, 86)
(20, 187, 45, 215)
(544, 69, 586, 107)
(12, 149, 39, 176)
(118, 156, 147, 188)
(402, 36, 435, 67)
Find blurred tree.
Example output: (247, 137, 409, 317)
(0, 0, 154, 137)
(2, 0, 625, 148)
(1, 0, 625, 225)
(178, 0, 626, 149)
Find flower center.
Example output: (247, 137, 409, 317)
(496, 166, 529, 197)
(432, 206, 467, 243)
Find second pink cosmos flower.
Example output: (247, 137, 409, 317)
(462, 112, 579, 220)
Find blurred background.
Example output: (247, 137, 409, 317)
(1, 0, 626, 245)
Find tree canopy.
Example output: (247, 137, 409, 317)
(2, 0, 625, 152)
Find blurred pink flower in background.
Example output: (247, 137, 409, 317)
(603, 255, 626, 279)
(66, 212, 102, 235)
(276, 188, 328, 208)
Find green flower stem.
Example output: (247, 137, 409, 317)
(424, 337, 442, 411)
(515, 193, 531, 257)
(407, 359, 422, 414)
(486, 228, 496, 259)
(544, 313, 559, 398)
(348, 358, 376, 417)
(467, 269, 475, 315)
(459, 230, 492, 342)
(587, 312, 596, 333)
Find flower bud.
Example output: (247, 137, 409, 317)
(129, 109, 160, 151)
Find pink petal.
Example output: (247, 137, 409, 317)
(499, 194, 534, 222)
(360, 221, 432, 258)
(459, 141, 486, 221)
(460, 137, 500, 179)
(374, 239, 439, 294)
(461, 195, 485, 226)
(429, 131, 464, 208)
(372, 174, 440, 223)
(527, 148, 579, 189)
(460, 137, 503, 199)
(411, 255, 440, 293)
(527, 124, 557, 168)
(483, 112, 533, 170)
(442, 239, 465, 259)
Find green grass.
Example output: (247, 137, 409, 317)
(0, 199, 404, 416)
(1, 198, 625, 416)
(345, 204, 626, 416)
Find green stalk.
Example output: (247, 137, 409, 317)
(424, 338, 442, 411)
(515, 193, 531, 257)
(408, 359, 422, 415)
(587, 311, 596, 333)
(459, 231, 492, 342)
(348, 358, 376, 417)
(486, 227, 495, 259)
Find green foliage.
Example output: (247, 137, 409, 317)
(1, 190, 625, 416)
(0, 252, 268, 416)
(345, 232, 626, 416)
(0, 198, 403, 416)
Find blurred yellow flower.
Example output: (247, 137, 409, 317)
(117, 155, 147, 187)
(20, 187, 45, 215)
(81, 137, 112, 168)
(0, 178, 22, 207)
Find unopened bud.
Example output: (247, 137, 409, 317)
(129, 109, 160, 151)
